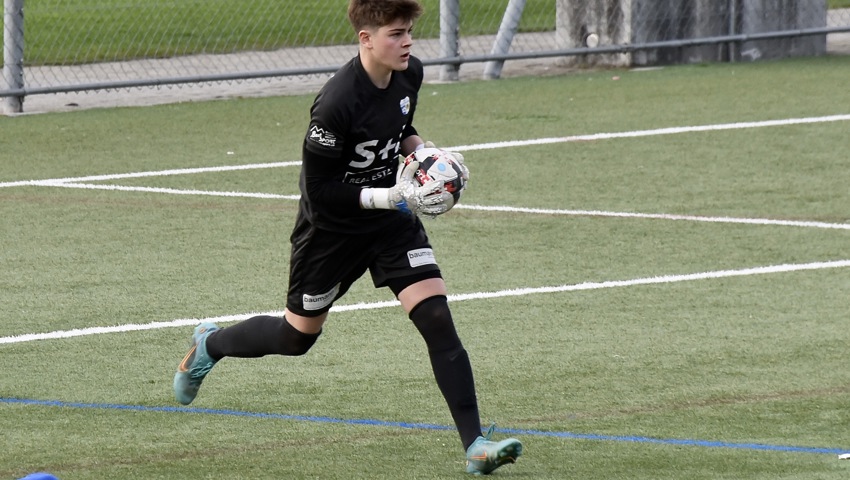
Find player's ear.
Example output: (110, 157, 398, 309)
(358, 29, 372, 48)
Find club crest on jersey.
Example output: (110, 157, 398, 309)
(309, 125, 337, 148)
(399, 96, 411, 115)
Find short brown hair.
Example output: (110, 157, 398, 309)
(348, 0, 424, 32)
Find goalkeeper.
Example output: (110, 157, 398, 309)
(173, 0, 522, 475)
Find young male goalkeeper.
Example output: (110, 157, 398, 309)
(172, 0, 522, 475)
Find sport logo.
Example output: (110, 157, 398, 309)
(308, 125, 337, 148)
(302, 283, 340, 311)
(407, 248, 436, 268)
(399, 96, 411, 115)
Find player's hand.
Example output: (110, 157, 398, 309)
(390, 159, 452, 216)
(424, 141, 470, 184)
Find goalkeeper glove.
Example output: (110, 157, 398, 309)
(360, 159, 451, 216)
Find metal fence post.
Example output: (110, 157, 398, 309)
(439, 0, 459, 81)
(3, 0, 25, 114)
(483, 0, 526, 80)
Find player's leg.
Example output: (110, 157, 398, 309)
(173, 219, 370, 405)
(395, 278, 522, 474)
(375, 220, 481, 447)
(205, 310, 326, 358)
(173, 312, 325, 405)
(374, 215, 522, 474)
(395, 276, 481, 447)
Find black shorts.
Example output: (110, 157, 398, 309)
(286, 213, 442, 317)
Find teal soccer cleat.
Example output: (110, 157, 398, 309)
(465, 424, 523, 475)
(173, 322, 220, 405)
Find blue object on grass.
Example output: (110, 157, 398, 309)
(18, 473, 59, 480)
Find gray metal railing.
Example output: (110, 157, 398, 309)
(3, 0, 850, 113)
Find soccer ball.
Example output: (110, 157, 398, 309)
(404, 147, 466, 211)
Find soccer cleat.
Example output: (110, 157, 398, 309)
(465, 424, 523, 475)
(173, 322, 220, 405)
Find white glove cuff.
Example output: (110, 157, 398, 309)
(360, 188, 394, 210)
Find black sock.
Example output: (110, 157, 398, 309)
(205, 315, 320, 360)
(409, 296, 482, 450)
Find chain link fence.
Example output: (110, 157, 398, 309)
(3, 0, 850, 113)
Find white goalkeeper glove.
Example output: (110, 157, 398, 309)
(423, 141, 470, 185)
(359, 159, 451, 216)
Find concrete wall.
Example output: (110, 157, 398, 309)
(556, 0, 632, 67)
(630, 0, 729, 65)
(556, 0, 827, 67)
(736, 0, 827, 61)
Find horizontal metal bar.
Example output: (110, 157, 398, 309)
(2, 25, 848, 99)
(423, 25, 850, 66)
(0, 64, 343, 98)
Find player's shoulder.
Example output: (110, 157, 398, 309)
(406, 55, 424, 80)
(313, 59, 361, 111)
(320, 58, 360, 95)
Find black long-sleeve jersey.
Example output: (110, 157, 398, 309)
(299, 54, 423, 234)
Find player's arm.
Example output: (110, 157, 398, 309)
(301, 147, 363, 214)
(302, 147, 445, 216)
(400, 134, 425, 157)
(303, 138, 447, 216)
(359, 158, 448, 215)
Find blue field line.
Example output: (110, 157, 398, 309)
(2, 397, 846, 456)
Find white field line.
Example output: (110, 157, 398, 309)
(47, 181, 300, 200)
(0, 161, 302, 188)
(449, 114, 850, 151)
(2, 259, 849, 345)
(32, 181, 850, 231)
(4, 114, 847, 231)
(458, 205, 850, 231)
(2, 114, 848, 189)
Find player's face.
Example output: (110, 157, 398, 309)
(369, 19, 414, 72)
